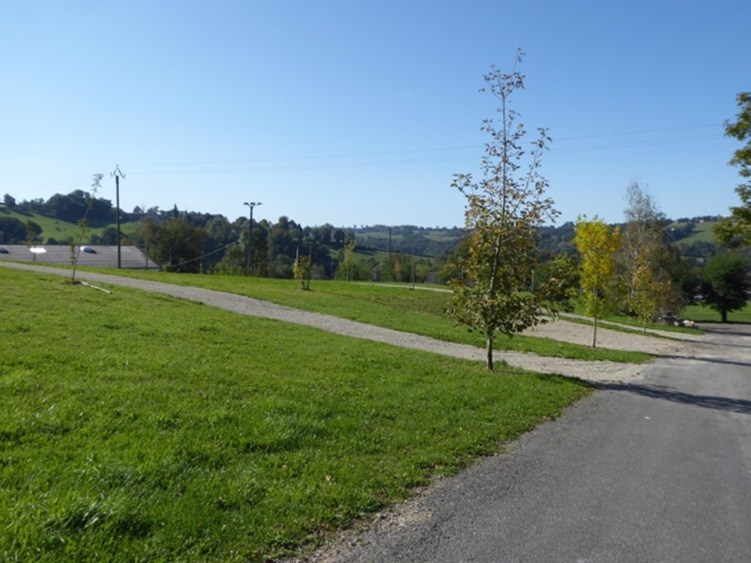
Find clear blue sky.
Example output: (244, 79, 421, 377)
(2, 0, 749, 228)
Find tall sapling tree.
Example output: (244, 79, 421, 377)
(70, 173, 103, 282)
(449, 51, 562, 370)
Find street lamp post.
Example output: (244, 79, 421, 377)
(243, 201, 262, 275)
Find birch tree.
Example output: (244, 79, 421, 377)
(619, 182, 681, 320)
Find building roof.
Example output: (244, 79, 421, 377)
(0, 245, 158, 269)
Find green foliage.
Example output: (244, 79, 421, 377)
(138, 217, 205, 273)
(40, 189, 115, 225)
(337, 239, 357, 281)
(0, 216, 28, 245)
(0, 216, 28, 243)
(574, 217, 622, 347)
(293, 252, 312, 290)
(449, 52, 559, 370)
(701, 252, 750, 322)
(536, 254, 579, 312)
(0, 267, 591, 560)
(716, 92, 751, 246)
(618, 182, 683, 319)
(630, 264, 673, 331)
(23, 219, 42, 245)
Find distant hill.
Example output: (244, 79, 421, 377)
(0, 208, 140, 245)
(351, 225, 464, 258)
(537, 216, 724, 264)
(665, 217, 723, 263)
(0, 200, 729, 269)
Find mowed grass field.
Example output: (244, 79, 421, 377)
(0, 267, 593, 561)
(683, 302, 751, 323)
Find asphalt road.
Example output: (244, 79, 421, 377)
(329, 324, 751, 562)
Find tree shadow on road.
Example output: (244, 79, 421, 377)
(656, 354, 751, 368)
(599, 383, 751, 415)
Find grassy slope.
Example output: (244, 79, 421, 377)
(668, 219, 718, 245)
(0, 267, 591, 560)
(0, 209, 140, 240)
(84, 269, 651, 364)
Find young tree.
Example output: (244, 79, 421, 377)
(574, 217, 622, 348)
(630, 264, 673, 332)
(24, 220, 42, 245)
(716, 92, 751, 246)
(701, 252, 750, 322)
(337, 238, 357, 281)
(448, 52, 560, 370)
(69, 174, 103, 282)
(293, 251, 312, 290)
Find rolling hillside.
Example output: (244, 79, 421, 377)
(0, 208, 140, 243)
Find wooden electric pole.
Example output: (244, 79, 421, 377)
(111, 165, 126, 269)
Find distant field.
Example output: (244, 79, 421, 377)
(0, 266, 591, 560)
(0, 209, 140, 241)
(668, 219, 718, 245)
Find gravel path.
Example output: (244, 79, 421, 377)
(1, 261, 700, 384)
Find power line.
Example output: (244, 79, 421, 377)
(117, 124, 725, 176)
(11, 124, 728, 192)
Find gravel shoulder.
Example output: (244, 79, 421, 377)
(1, 261, 701, 384)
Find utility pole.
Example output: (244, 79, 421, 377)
(243, 201, 262, 275)
(388, 227, 392, 264)
(111, 165, 126, 269)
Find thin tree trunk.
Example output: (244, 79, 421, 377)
(486, 333, 494, 371)
(592, 316, 598, 348)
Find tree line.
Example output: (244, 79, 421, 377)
(0, 194, 447, 283)
(132, 213, 442, 284)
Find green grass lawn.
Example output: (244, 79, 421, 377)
(683, 302, 751, 323)
(79, 269, 651, 364)
(0, 267, 592, 560)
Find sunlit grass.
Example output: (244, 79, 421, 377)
(683, 302, 751, 323)
(0, 267, 592, 560)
